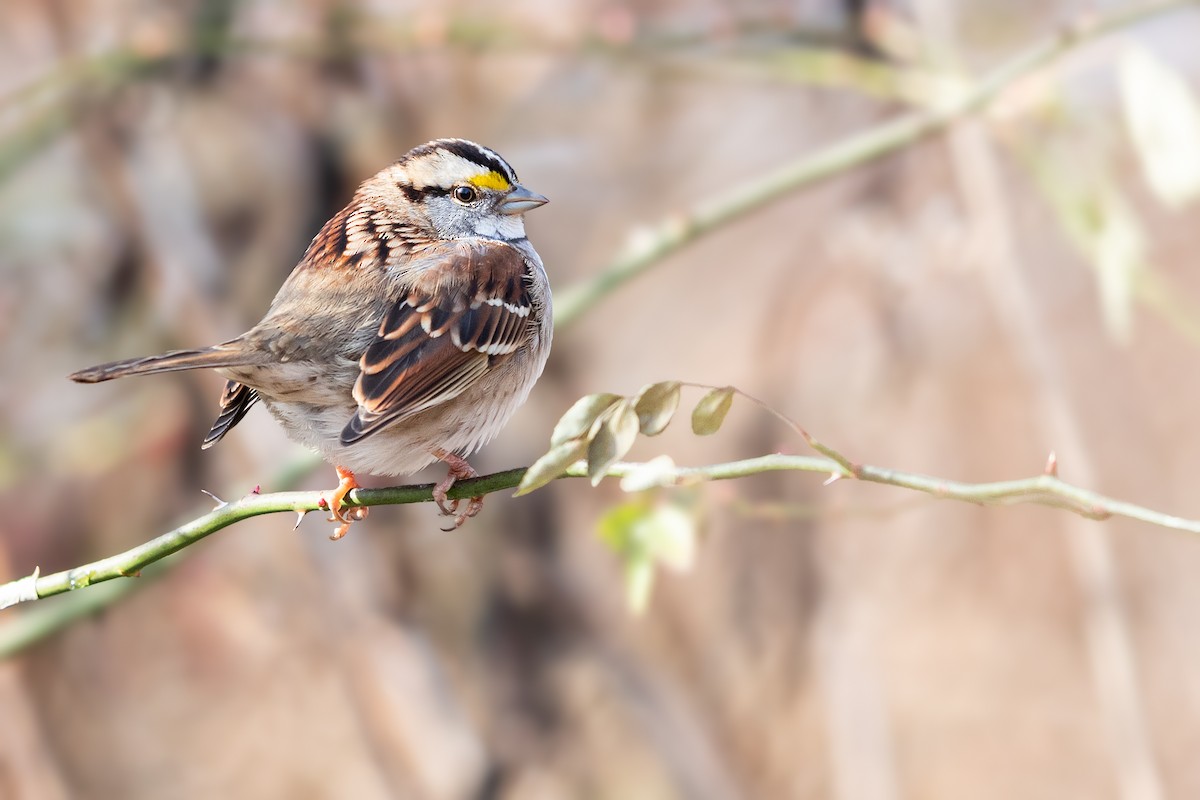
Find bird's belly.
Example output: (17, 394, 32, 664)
(255, 359, 538, 478)
(221, 332, 549, 479)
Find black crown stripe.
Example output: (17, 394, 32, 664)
(407, 139, 518, 185)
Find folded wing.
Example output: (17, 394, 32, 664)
(340, 240, 533, 445)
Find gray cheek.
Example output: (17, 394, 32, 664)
(425, 199, 473, 239)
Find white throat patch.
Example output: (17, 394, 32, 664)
(474, 214, 526, 241)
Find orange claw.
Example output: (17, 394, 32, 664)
(325, 465, 368, 540)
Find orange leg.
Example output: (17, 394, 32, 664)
(325, 465, 368, 540)
(431, 450, 485, 529)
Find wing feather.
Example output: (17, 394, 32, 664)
(340, 240, 534, 445)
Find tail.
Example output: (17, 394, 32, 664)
(69, 346, 255, 384)
(201, 381, 259, 449)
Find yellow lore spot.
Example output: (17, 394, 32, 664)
(468, 171, 512, 191)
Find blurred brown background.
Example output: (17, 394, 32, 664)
(3, 1, 1200, 798)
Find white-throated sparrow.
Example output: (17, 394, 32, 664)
(71, 139, 552, 536)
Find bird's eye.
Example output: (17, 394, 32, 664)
(452, 185, 478, 204)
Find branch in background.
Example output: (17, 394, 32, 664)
(553, 0, 1200, 327)
(4, 1, 1191, 239)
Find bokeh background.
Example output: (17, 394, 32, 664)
(3, 1, 1200, 798)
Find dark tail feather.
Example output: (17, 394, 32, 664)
(69, 346, 253, 383)
(201, 381, 260, 449)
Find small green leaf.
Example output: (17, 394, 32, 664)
(633, 381, 681, 436)
(550, 393, 622, 447)
(1027, 145, 1144, 344)
(637, 504, 697, 573)
(597, 498, 649, 553)
(514, 439, 586, 496)
(1093, 191, 1144, 343)
(1119, 46, 1200, 208)
(596, 499, 696, 615)
(624, 558, 655, 616)
(586, 400, 640, 486)
(691, 386, 734, 435)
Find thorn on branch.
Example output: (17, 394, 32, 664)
(200, 489, 227, 509)
(823, 472, 842, 486)
(1044, 450, 1059, 476)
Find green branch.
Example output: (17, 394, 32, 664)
(4, 452, 1199, 625)
(0, 468, 525, 614)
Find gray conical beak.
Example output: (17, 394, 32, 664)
(499, 184, 549, 216)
